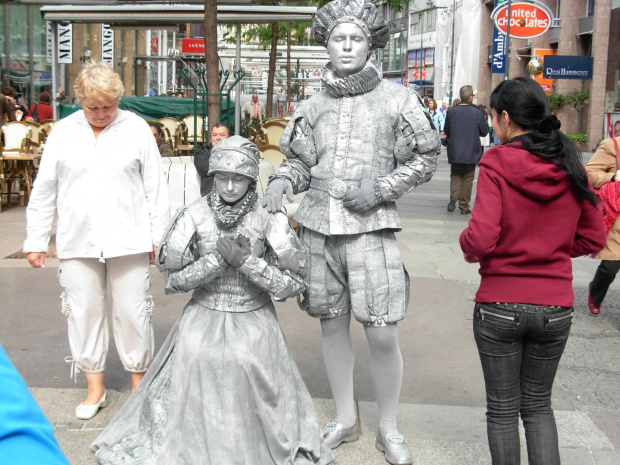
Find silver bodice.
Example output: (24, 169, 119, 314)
(156, 198, 307, 312)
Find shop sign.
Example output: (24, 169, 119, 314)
(58, 23, 73, 64)
(46, 22, 52, 64)
(543, 55, 593, 80)
(532, 48, 555, 93)
(181, 38, 205, 54)
(151, 38, 159, 53)
(491, 1, 554, 39)
(252, 69, 262, 77)
(491, 0, 506, 73)
(101, 24, 114, 65)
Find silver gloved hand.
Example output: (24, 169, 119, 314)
(342, 179, 381, 212)
(262, 178, 294, 213)
(216, 235, 252, 268)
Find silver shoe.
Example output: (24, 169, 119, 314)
(375, 432, 412, 465)
(322, 421, 359, 449)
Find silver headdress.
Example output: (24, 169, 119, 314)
(208, 135, 260, 182)
(313, 0, 390, 50)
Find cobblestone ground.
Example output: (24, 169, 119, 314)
(556, 289, 620, 413)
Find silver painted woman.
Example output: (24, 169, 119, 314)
(92, 136, 334, 465)
(263, 1, 441, 463)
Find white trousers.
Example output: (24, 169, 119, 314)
(58, 254, 154, 374)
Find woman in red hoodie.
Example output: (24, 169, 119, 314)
(460, 77, 606, 465)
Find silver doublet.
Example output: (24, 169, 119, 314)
(328, 179, 348, 199)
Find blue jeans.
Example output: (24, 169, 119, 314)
(473, 302, 574, 465)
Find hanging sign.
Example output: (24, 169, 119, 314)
(543, 55, 593, 80)
(490, 0, 554, 39)
(181, 38, 204, 54)
(58, 23, 73, 64)
(101, 24, 114, 65)
(46, 22, 52, 64)
(491, 0, 507, 73)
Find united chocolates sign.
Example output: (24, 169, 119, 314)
(490, 0, 554, 39)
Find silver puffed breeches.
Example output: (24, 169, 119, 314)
(299, 228, 410, 327)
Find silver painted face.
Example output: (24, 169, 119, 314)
(326, 22, 369, 78)
(215, 172, 252, 203)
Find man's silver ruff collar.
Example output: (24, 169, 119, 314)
(322, 57, 382, 98)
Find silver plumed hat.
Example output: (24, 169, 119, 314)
(208, 135, 260, 181)
(313, 0, 390, 50)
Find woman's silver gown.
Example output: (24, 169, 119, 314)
(91, 197, 334, 465)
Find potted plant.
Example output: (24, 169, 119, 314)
(565, 89, 590, 135)
(568, 133, 587, 151)
(547, 91, 566, 114)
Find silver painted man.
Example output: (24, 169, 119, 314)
(264, 1, 440, 464)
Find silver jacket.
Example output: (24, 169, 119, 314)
(156, 198, 307, 312)
(274, 61, 440, 235)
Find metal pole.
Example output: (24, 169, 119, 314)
(51, 21, 59, 119)
(235, 24, 241, 135)
(28, 6, 35, 106)
(419, 12, 423, 92)
(504, 0, 513, 80)
(448, 0, 456, 104)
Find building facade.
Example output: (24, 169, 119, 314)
(476, 0, 620, 150)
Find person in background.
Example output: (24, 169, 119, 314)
(444, 85, 488, 214)
(194, 123, 230, 196)
(23, 61, 170, 421)
(27, 92, 54, 122)
(1, 87, 17, 122)
(460, 77, 605, 465)
(614, 120, 620, 138)
(439, 100, 449, 115)
(57, 87, 71, 105)
(16, 93, 29, 116)
(478, 104, 491, 150)
(242, 93, 266, 123)
(428, 98, 444, 134)
(452, 98, 461, 107)
(149, 122, 174, 157)
(170, 92, 177, 98)
(0, 345, 69, 465)
(585, 134, 620, 315)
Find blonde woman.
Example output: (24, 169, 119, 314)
(24, 61, 170, 420)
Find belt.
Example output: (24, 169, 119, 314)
(310, 178, 360, 199)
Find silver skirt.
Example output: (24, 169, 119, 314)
(92, 299, 334, 465)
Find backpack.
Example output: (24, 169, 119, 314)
(31, 103, 39, 123)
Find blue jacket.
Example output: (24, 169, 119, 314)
(429, 109, 444, 132)
(0, 346, 69, 465)
(444, 101, 489, 164)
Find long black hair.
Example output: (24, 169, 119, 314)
(490, 77, 596, 206)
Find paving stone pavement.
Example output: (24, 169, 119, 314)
(1, 149, 619, 464)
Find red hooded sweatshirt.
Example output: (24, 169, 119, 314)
(459, 141, 606, 307)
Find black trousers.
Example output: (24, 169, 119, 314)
(591, 260, 620, 305)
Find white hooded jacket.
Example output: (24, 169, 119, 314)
(23, 109, 170, 259)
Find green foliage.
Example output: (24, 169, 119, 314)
(547, 91, 566, 113)
(564, 90, 589, 116)
(568, 133, 587, 144)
